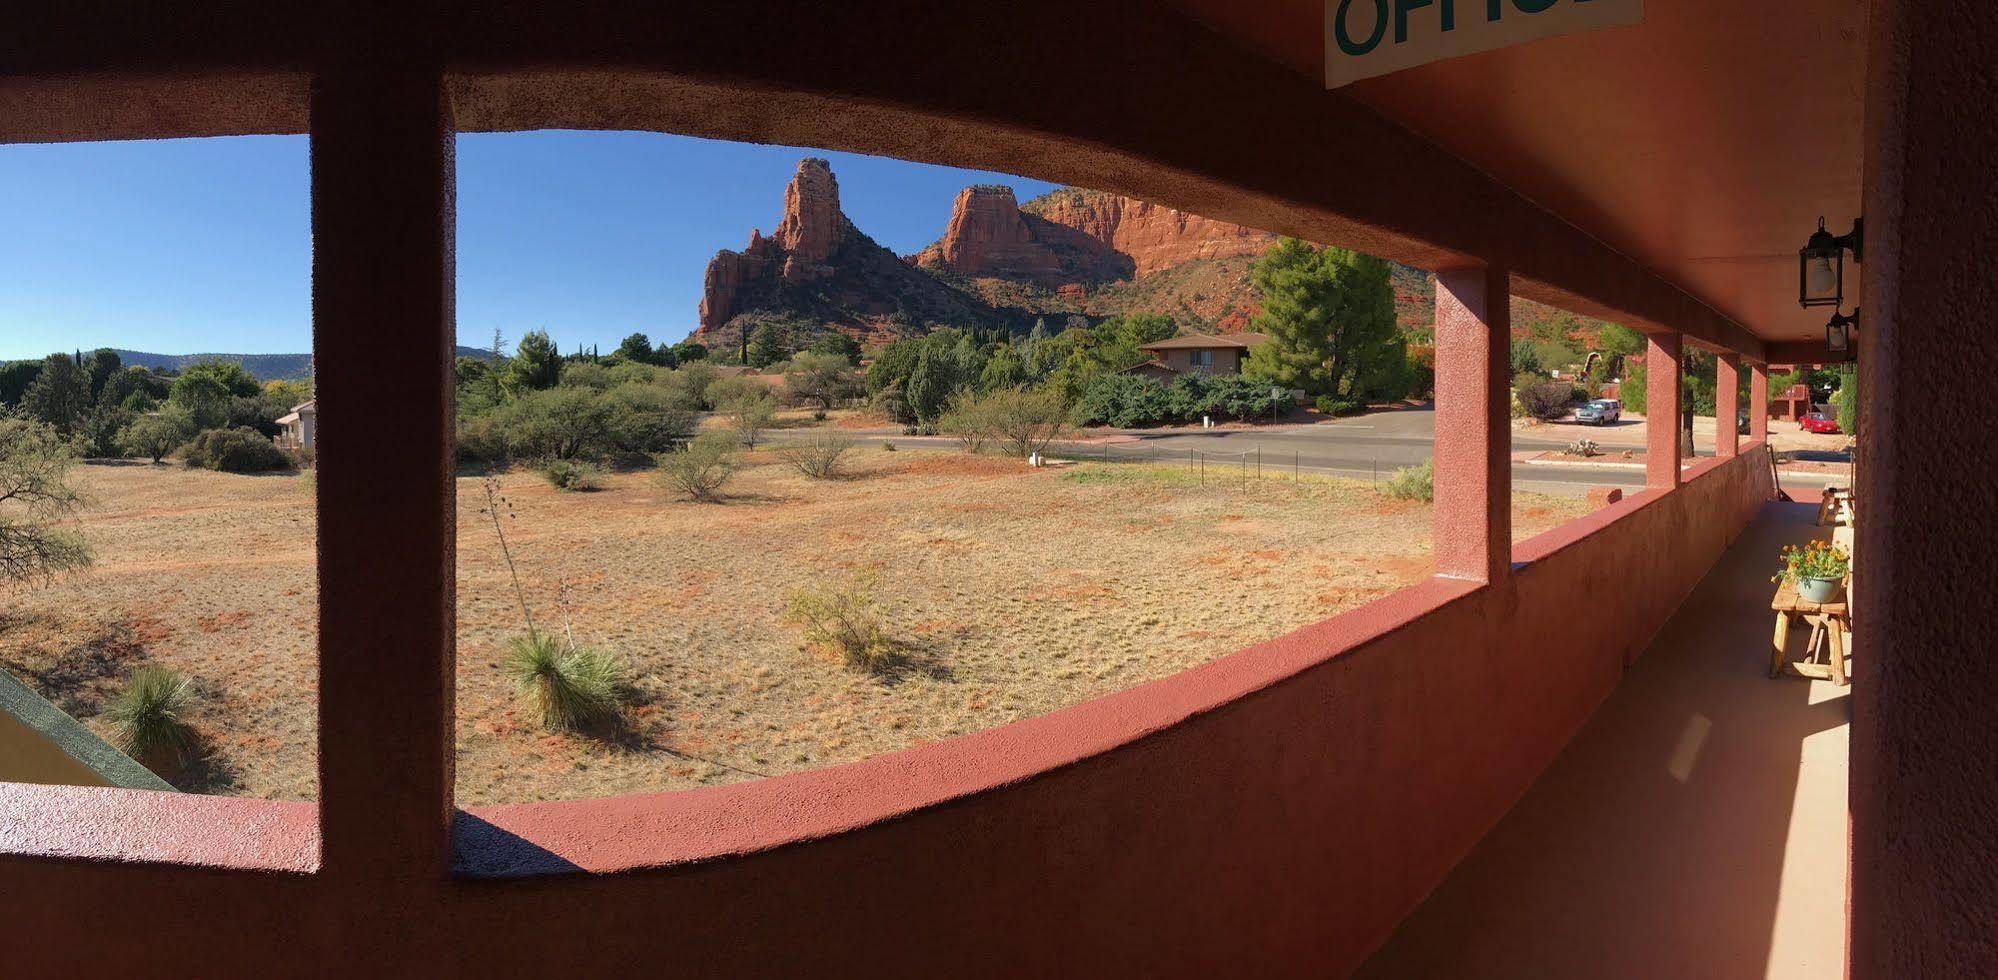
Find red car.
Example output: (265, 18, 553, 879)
(1800, 412, 1842, 434)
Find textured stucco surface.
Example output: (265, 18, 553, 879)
(1851, 0, 1998, 974)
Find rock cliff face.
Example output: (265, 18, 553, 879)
(694, 158, 997, 345)
(911, 186, 1064, 285)
(772, 157, 841, 268)
(913, 186, 1274, 286)
(1023, 189, 1276, 277)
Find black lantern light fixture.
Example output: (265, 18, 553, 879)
(1826, 308, 1858, 354)
(1799, 216, 1863, 308)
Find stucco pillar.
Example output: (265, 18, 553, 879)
(1715, 353, 1740, 458)
(1853, 0, 1998, 973)
(1431, 265, 1510, 583)
(1644, 332, 1682, 488)
(311, 69, 457, 879)
(1748, 361, 1770, 443)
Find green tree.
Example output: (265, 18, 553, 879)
(668, 341, 708, 363)
(1597, 323, 1646, 355)
(746, 323, 787, 369)
(807, 331, 863, 365)
(119, 408, 197, 463)
(865, 338, 923, 395)
(1831, 369, 1859, 435)
(904, 346, 958, 428)
(20, 354, 92, 436)
(1241, 238, 1399, 399)
(782, 352, 863, 411)
(979, 342, 1031, 391)
(83, 349, 123, 401)
(168, 371, 232, 430)
(1021, 318, 1056, 378)
(614, 332, 656, 365)
(0, 361, 43, 408)
(507, 330, 563, 392)
(0, 419, 92, 586)
(178, 359, 262, 398)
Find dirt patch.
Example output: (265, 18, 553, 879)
(3, 451, 1587, 804)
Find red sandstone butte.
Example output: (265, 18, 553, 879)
(1026, 188, 1273, 277)
(915, 186, 1067, 285)
(697, 158, 844, 335)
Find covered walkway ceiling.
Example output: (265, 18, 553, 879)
(1170, 0, 1870, 345)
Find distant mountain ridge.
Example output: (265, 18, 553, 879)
(87, 347, 501, 381)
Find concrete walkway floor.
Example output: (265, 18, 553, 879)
(1359, 502, 1850, 979)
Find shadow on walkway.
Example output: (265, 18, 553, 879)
(1359, 502, 1849, 979)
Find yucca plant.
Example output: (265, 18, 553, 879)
(504, 633, 632, 733)
(104, 666, 198, 774)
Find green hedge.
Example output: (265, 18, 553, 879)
(1074, 374, 1291, 428)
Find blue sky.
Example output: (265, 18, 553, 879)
(0, 132, 1061, 361)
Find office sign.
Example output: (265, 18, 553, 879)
(1325, 0, 1643, 87)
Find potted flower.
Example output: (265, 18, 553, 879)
(1773, 541, 1851, 603)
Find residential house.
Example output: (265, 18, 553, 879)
(275, 399, 316, 453)
(1127, 332, 1266, 381)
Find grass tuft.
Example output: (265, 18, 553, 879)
(1384, 460, 1434, 502)
(105, 666, 198, 773)
(537, 458, 605, 491)
(504, 633, 633, 732)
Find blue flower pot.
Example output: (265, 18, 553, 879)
(1798, 576, 1844, 604)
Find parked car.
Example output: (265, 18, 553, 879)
(1574, 398, 1622, 425)
(1800, 412, 1842, 434)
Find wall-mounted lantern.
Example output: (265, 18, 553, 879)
(1799, 216, 1864, 308)
(1826, 308, 1858, 355)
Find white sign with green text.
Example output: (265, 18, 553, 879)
(1324, 0, 1643, 87)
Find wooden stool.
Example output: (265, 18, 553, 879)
(1770, 578, 1850, 685)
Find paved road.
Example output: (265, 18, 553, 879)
(773, 405, 1851, 497)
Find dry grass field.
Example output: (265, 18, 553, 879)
(0, 450, 1589, 803)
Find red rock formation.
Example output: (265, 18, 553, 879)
(698, 159, 847, 334)
(912, 186, 1066, 285)
(773, 157, 841, 264)
(1025, 189, 1274, 277)
(698, 247, 766, 338)
(693, 157, 1003, 342)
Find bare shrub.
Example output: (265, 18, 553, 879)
(1517, 379, 1575, 421)
(0, 419, 92, 587)
(656, 431, 739, 501)
(784, 573, 894, 671)
(938, 390, 993, 454)
(777, 431, 855, 479)
(718, 390, 777, 447)
(985, 386, 1070, 458)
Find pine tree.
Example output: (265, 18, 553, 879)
(20, 353, 92, 436)
(904, 346, 957, 427)
(506, 330, 562, 392)
(746, 324, 786, 369)
(1022, 318, 1051, 377)
(1242, 238, 1401, 400)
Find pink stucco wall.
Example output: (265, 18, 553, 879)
(0, 449, 1771, 977)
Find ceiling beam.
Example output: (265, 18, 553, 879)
(3, 0, 1765, 359)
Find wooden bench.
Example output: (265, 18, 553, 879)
(1770, 578, 1851, 686)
